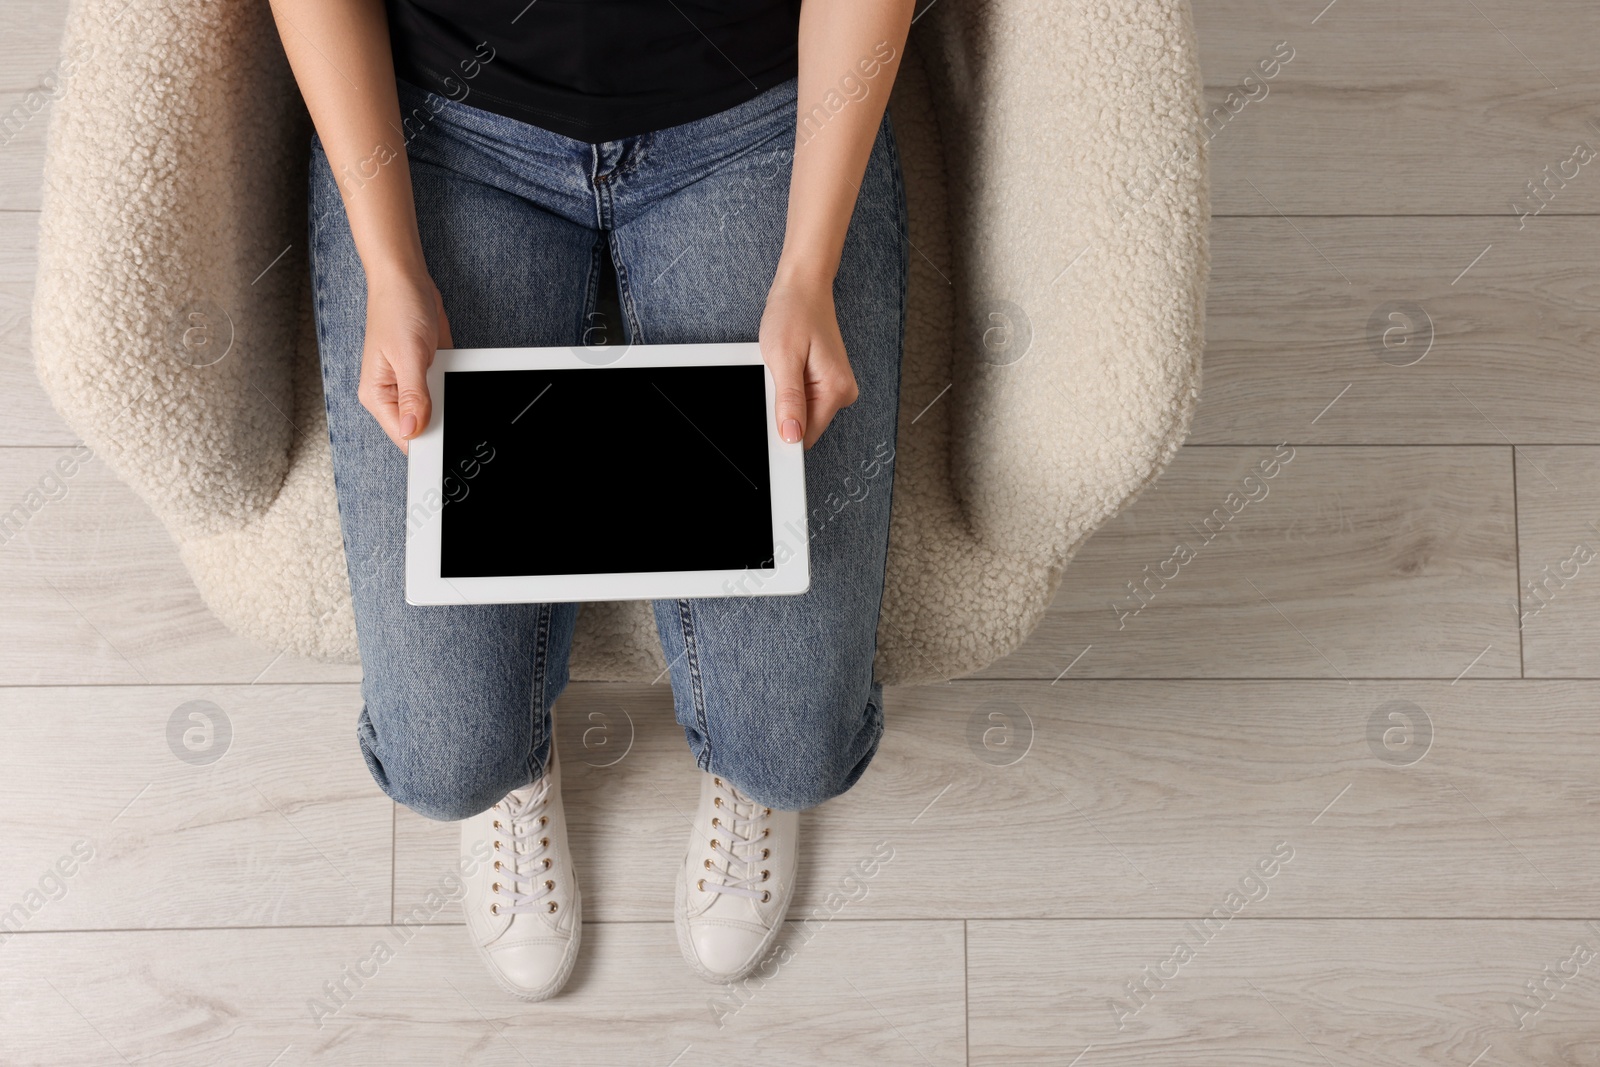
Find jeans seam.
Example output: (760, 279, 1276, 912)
(870, 108, 909, 689)
(580, 237, 604, 344)
(588, 143, 607, 230)
(530, 601, 553, 780)
(676, 598, 712, 770)
(608, 232, 648, 344)
(308, 138, 361, 594)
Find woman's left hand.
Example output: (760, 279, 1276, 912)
(758, 272, 859, 450)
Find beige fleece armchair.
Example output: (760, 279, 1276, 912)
(32, 0, 1209, 685)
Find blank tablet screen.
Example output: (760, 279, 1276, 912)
(438, 366, 775, 578)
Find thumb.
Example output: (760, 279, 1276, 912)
(767, 344, 806, 445)
(395, 350, 433, 443)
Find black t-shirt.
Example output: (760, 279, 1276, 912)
(385, 0, 802, 143)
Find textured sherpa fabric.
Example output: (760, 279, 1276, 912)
(33, 0, 1208, 685)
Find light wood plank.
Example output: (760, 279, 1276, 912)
(1195, 0, 1600, 215)
(1190, 218, 1600, 445)
(1515, 446, 1600, 676)
(1, 98, 49, 213)
(976, 445, 1519, 679)
(0, 0, 72, 212)
(0, 449, 361, 684)
(0, 685, 388, 929)
(397, 680, 1600, 921)
(0, 212, 77, 445)
(0, 0, 71, 91)
(969, 919, 1600, 1065)
(0, 921, 964, 1066)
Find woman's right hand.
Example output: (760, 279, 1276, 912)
(359, 266, 454, 454)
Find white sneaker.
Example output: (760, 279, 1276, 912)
(675, 769, 798, 983)
(460, 741, 581, 1001)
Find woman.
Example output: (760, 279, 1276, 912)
(268, 0, 913, 1000)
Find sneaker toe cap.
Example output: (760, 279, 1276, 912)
(485, 937, 576, 999)
(688, 921, 770, 979)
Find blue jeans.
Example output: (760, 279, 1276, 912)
(307, 75, 908, 821)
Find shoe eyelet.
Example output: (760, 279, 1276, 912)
(492, 819, 501, 829)
(540, 837, 550, 847)
(761, 848, 770, 859)
(492, 882, 501, 893)
(543, 857, 552, 870)
(548, 901, 558, 913)
(763, 807, 772, 816)
(493, 840, 502, 851)
(490, 903, 500, 915)
(711, 817, 720, 828)
(761, 870, 770, 881)
(713, 776, 722, 786)
(697, 878, 706, 892)
(493, 859, 502, 871)
(703, 858, 713, 870)
(545, 879, 555, 891)
(761, 828, 770, 838)
(709, 838, 719, 850)
(761, 890, 771, 903)
(539, 815, 548, 826)
(713, 796, 722, 808)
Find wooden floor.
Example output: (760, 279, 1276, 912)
(5, 1, 1600, 1064)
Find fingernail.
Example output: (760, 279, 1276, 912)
(400, 413, 417, 439)
(781, 418, 801, 443)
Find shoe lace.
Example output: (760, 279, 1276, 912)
(489, 775, 557, 916)
(701, 776, 773, 902)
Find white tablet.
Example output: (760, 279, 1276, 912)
(404, 342, 810, 605)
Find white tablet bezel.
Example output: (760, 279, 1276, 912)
(404, 342, 810, 605)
